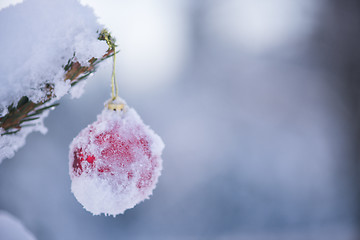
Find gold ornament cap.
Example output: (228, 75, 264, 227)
(106, 96, 126, 112)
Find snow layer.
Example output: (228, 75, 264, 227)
(0, 0, 108, 163)
(69, 103, 164, 216)
(0, 211, 36, 240)
(0, 110, 48, 161)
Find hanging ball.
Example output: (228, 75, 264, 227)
(69, 103, 164, 216)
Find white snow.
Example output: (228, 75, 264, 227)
(0, 110, 48, 161)
(0, 0, 108, 163)
(70, 78, 88, 99)
(69, 103, 164, 216)
(0, 211, 36, 240)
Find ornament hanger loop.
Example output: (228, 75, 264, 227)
(100, 29, 125, 111)
(110, 42, 118, 101)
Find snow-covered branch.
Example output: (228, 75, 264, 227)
(0, 0, 115, 163)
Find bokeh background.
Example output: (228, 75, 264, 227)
(1, 0, 360, 239)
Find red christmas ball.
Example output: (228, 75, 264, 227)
(69, 105, 164, 216)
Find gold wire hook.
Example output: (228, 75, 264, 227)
(111, 49, 118, 100)
(100, 29, 125, 111)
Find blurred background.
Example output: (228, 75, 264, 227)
(1, 0, 360, 239)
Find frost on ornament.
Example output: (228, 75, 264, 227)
(69, 104, 164, 216)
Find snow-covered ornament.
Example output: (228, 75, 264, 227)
(69, 30, 164, 216)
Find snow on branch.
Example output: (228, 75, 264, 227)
(0, 0, 116, 163)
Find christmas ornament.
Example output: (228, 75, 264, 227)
(69, 30, 164, 216)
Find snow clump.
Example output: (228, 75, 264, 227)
(0, 0, 108, 163)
